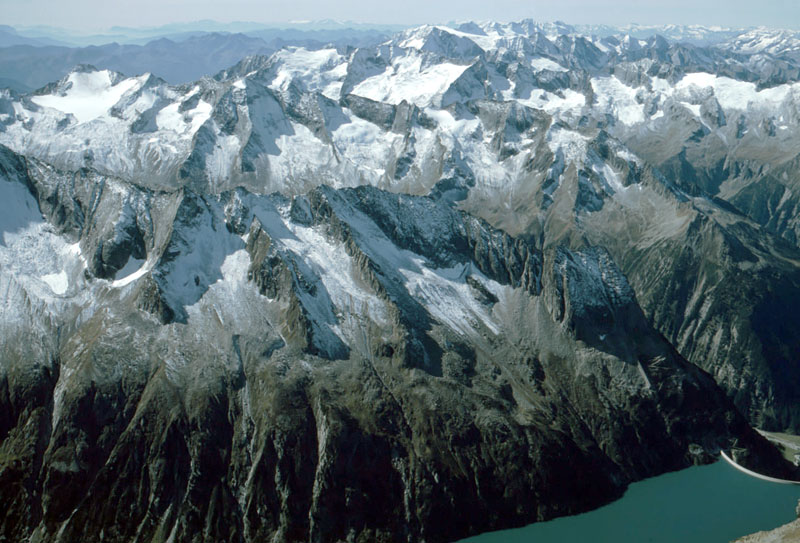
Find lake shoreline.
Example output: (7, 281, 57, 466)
(458, 460, 800, 543)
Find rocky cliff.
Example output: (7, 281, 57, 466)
(0, 145, 791, 542)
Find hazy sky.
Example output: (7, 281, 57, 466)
(3, 0, 800, 31)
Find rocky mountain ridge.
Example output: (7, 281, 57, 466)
(0, 142, 791, 543)
(3, 19, 800, 429)
(1, 19, 800, 543)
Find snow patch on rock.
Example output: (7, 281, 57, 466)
(32, 71, 140, 123)
(351, 54, 473, 107)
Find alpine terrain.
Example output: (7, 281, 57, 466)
(1, 19, 799, 542)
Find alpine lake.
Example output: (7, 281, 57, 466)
(459, 459, 800, 543)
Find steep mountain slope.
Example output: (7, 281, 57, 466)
(2, 19, 800, 543)
(0, 144, 789, 543)
(3, 20, 799, 430)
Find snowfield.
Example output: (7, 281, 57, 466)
(32, 70, 141, 123)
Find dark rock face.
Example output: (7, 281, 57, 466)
(0, 146, 793, 543)
(556, 160, 800, 431)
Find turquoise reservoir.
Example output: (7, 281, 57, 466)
(459, 459, 800, 543)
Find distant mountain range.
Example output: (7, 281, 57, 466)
(2, 19, 410, 47)
(3, 20, 800, 94)
(0, 24, 407, 92)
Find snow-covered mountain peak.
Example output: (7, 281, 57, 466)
(721, 27, 800, 57)
(30, 69, 145, 124)
(395, 25, 487, 59)
(3, 19, 800, 201)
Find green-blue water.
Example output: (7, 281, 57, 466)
(460, 460, 800, 543)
